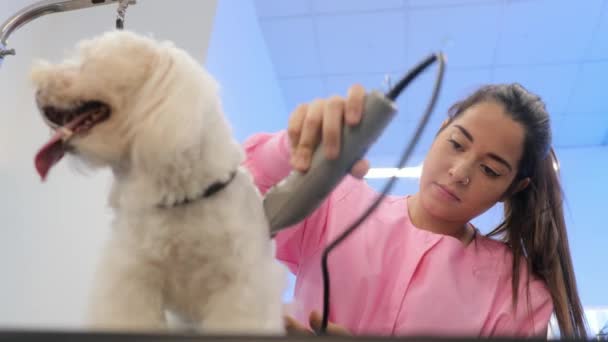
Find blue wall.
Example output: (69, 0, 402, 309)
(205, 0, 287, 142)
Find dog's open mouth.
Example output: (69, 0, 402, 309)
(42, 101, 110, 132)
(35, 101, 111, 181)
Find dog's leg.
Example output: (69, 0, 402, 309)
(87, 243, 167, 332)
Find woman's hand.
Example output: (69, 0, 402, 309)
(284, 311, 351, 336)
(287, 84, 370, 178)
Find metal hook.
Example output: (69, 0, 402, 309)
(116, 0, 135, 30)
(383, 74, 393, 93)
(0, 46, 15, 58)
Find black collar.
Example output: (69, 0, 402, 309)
(157, 170, 237, 209)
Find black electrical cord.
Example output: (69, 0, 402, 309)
(318, 52, 446, 334)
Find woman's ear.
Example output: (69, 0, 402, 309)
(513, 178, 530, 194)
(499, 177, 530, 202)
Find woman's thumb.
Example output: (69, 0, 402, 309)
(309, 310, 323, 331)
(308, 311, 351, 336)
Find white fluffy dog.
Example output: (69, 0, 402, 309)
(30, 30, 285, 335)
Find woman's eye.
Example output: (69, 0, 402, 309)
(448, 139, 462, 150)
(481, 165, 500, 178)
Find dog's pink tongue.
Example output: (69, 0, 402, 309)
(34, 114, 89, 181)
(35, 130, 68, 181)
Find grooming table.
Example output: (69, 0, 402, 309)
(0, 331, 571, 342)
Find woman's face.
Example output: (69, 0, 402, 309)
(419, 101, 527, 223)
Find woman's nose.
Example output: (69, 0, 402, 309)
(449, 161, 472, 186)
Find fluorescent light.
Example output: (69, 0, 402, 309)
(365, 159, 560, 179)
(364, 165, 422, 179)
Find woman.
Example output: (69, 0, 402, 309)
(243, 83, 587, 337)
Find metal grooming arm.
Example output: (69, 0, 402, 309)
(0, 0, 136, 66)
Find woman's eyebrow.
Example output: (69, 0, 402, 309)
(453, 124, 513, 172)
(454, 125, 473, 142)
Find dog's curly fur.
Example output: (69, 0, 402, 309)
(30, 30, 285, 334)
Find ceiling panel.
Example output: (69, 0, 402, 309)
(405, 4, 502, 68)
(253, 0, 310, 18)
(552, 114, 608, 147)
(311, 0, 405, 13)
(325, 73, 391, 97)
(407, 0, 502, 7)
(258, 18, 320, 77)
(567, 61, 608, 115)
(280, 77, 326, 113)
(315, 11, 407, 74)
(495, 0, 604, 65)
(588, 1, 608, 60)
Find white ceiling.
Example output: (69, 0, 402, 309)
(253, 0, 608, 160)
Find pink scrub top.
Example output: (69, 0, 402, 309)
(243, 131, 553, 337)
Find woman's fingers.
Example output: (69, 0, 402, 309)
(294, 100, 324, 171)
(308, 311, 351, 336)
(287, 84, 369, 173)
(345, 84, 365, 125)
(287, 103, 309, 152)
(350, 159, 370, 179)
(322, 96, 345, 159)
(284, 315, 314, 336)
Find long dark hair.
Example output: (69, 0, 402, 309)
(445, 84, 587, 338)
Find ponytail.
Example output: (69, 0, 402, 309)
(488, 149, 587, 338)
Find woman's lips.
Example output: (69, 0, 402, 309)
(433, 182, 461, 202)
